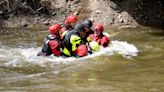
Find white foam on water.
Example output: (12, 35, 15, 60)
(110, 41, 139, 56)
(1, 40, 139, 67)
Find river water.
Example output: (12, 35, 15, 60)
(0, 27, 164, 92)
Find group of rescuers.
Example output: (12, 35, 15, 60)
(37, 15, 110, 57)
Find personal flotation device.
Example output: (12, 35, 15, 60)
(75, 44, 88, 57)
(62, 30, 88, 57)
(42, 34, 62, 56)
(87, 34, 110, 47)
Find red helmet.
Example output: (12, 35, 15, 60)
(94, 24, 104, 32)
(49, 24, 61, 34)
(66, 15, 78, 23)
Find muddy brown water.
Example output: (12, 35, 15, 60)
(0, 27, 164, 92)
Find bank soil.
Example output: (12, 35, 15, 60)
(0, 0, 163, 29)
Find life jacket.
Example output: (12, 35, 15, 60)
(100, 36, 110, 47)
(75, 44, 88, 57)
(48, 40, 61, 56)
(87, 34, 110, 47)
(62, 30, 83, 56)
(42, 34, 61, 56)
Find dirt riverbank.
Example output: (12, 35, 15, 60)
(0, 0, 163, 29)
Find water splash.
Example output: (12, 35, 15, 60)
(0, 40, 138, 67)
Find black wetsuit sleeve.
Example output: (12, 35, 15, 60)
(41, 42, 52, 56)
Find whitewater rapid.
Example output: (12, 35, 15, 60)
(0, 40, 139, 67)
